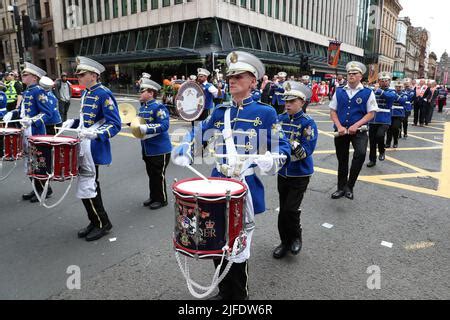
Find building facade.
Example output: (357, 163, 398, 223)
(51, 0, 370, 84)
(436, 51, 449, 85)
(0, 0, 57, 79)
(393, 17, 407, 79)
(427, 51, 437, 80)
(378, 0, 402, 73)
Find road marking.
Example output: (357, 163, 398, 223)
(438, 122, 450, 197)
(381, 241, 393, 248)
(407, 133, 443, 145)
(384, 155, 431, 174)
(317, 129, 335, 138)
(314, 146, 442, 155)
(322, 223, 334, 229)
(404, 241, 435, 251)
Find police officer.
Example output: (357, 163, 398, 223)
(367, 72, 397, 168)
(172, 51, 291, 300)
(386, 82, 407, 148)
(196, 68, 222, 120)
(4, 71, 23, 113)
(330, 62, 377, 200)
(400, 79, 415, 139)
(273, 81, 317, 259)
(61, 56, 121, 241)
(271, 71, 287, 114)
(39, 76, 62, 135)
(137, 78, 172, 210)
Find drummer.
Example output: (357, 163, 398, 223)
(39, 76, 62, 135)
(3, 63, 53, 203)
(136, 78, 172, 210)
(0, 81, 7, 120)
(196, 68, 223, 120)
(172, 51, 291, 300)
(61, 56, 122, 242)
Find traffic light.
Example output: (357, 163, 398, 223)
(300, 55, 310, 72)
(205, 53, 218, 73)
(22, 15, 40, 48)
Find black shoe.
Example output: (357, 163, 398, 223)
(30, 191, 52, 203)
(77, 223, 95, 238)
(85, 222, 113, 242)
(290, 239, 302, 255)
(331, 190, 345, 199)
(344, 187, 354, 200)
(22, 191, 35, 200)
(367, 161, 376, 168)
(143, 198, 153, 207)
(385, 144, 391, 149)
(404, 134, 408, 139)
(150, 201, 168, 210)
(393, 144, 398, 149)
(273, 244, 289, 259)
(379, 153, 385, 161)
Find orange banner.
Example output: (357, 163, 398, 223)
(328, 40, 342, 68)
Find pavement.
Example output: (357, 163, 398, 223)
(0, 98, 449, 300)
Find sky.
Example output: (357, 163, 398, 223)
(399, 0, 450, 59)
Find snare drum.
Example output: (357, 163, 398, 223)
(0, 128, 23, 161)
(28, 135, 79, 181)
(172, 177, 247, 259)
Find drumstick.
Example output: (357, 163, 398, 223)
(185, 164, 210, 182)
(214, 154, 287, 160)
(55, 127, 101, 137)
(333, 125, 368, 137)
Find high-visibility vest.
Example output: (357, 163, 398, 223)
(5, 80, 18, 104)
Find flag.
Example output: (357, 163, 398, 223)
(327, 40, 342, 68)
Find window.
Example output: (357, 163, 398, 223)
(14, 39, 17, 53)
(47, 30, 53, 47)
(275, 0, 279, 19)
(175, 0, 183, 4)
(104, 0, 110, 19)
(82, 0, 87, 24)
(122, 0, 127, 16)
(163, 0, 171, 7)
(113, 0, 118, 18)
(289, 0, 293, 24)
(182, 20, 198, 49)
(50, 58, 56, 76)
(283, 0, 286, 22)
(97, 0, 102, 21)
(259, 0, 264, 14)
(151, 0, 158, 9)
(44, 2, 50, 18)
(131, 0, 137, 13)
(141, 0, 148, 11)
(135, 29, 149, 50)
(89, 0, 94, 23)
(268, 0, 272, 17)
(250, 0, 255, 11)
(240, 0, 247, 8)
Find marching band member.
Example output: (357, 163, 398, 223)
(3, 63, 53, 203)
(0, 82, 7, 120)
(274, 81, 318, 259)
(196, 68, 222, 119)
(385, 82, 407, 149)
(367, 72, 397, 168)
(137, 78, 172, 210)
(400, 79, 415, 139)
(172, 51, 291, 300)
(271, 71, 287, 114)
(61, 56, 121, 241)
(39, 76, 62, 135)
(330, 62, 377, 200)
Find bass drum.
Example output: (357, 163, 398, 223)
(174, 81, 206, 122)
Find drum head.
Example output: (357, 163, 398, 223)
(29, 135, 79, 144)
(0, 128, 22, 134)
(174, 81, 206, 122)
(173, 178, 246, 197)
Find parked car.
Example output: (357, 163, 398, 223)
(67, 78, 86, 98)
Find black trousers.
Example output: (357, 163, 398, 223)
(414, 100, 426, 125)
(213, 259, 248, 300)
(143, 153, 170, 203)
(81, 166, 111, 228)
(277, 175, 310, 245)
(400, 111, 411, 137)
(58, 100, 71, 122)
(386, 117, 403, 146)
(438, 99, 446, 113)
(369, 124, 389, 163)
(334, 131, 368, 191)
(45, 124, 61, 136)
(425, 103, 434, 124)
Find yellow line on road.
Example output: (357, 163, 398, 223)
(438, 122, 450, 197)
(404, 242, 435, 251)
(368, 172, 441, 180)
(384, 155, 431, 174)
(317, 129, 335, 138)
(424, 125, 444, 131)
(314, 146, 442, 155)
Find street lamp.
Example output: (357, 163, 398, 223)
(7, 3, 25, 72)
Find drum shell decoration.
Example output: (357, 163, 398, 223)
(172, 178, 247, 259)
(174, 81, 206, 122)
(28, 135, 80, 181)
(0, 128, 23, 161)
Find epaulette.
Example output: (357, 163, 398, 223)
(216, 101, 233, 109)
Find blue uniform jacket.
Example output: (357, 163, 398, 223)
(271, 82, 285, 105)
(335, 87, 372, 129)
(46, 91, 62, 125)
(139, 99, 172, 156)
(175, 96, 291, 214)
(278, 111, 318, 177)
(403, 88, 415, 113)
(0, 91, 7, 118)
(391, 91, 408, 118)
(71, 83, 122, 165)
(370, 88, 397, 125)
(12, 84, 52, 135)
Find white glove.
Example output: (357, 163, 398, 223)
(62, 119, 75, 129)
(139, 125, 148, 135)
(3, 112, 13, 123)
(172, 155, 191, 167)
(79, 129, 98, 140)
(20, 118, 32, 128)
(254, 151, 274, 173)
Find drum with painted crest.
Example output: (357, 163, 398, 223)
(172, 177, 247, 259)
(0, 127, 23, 161)
(27, 135, 79, 181)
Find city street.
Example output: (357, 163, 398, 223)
(0, 98, 449, 300)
